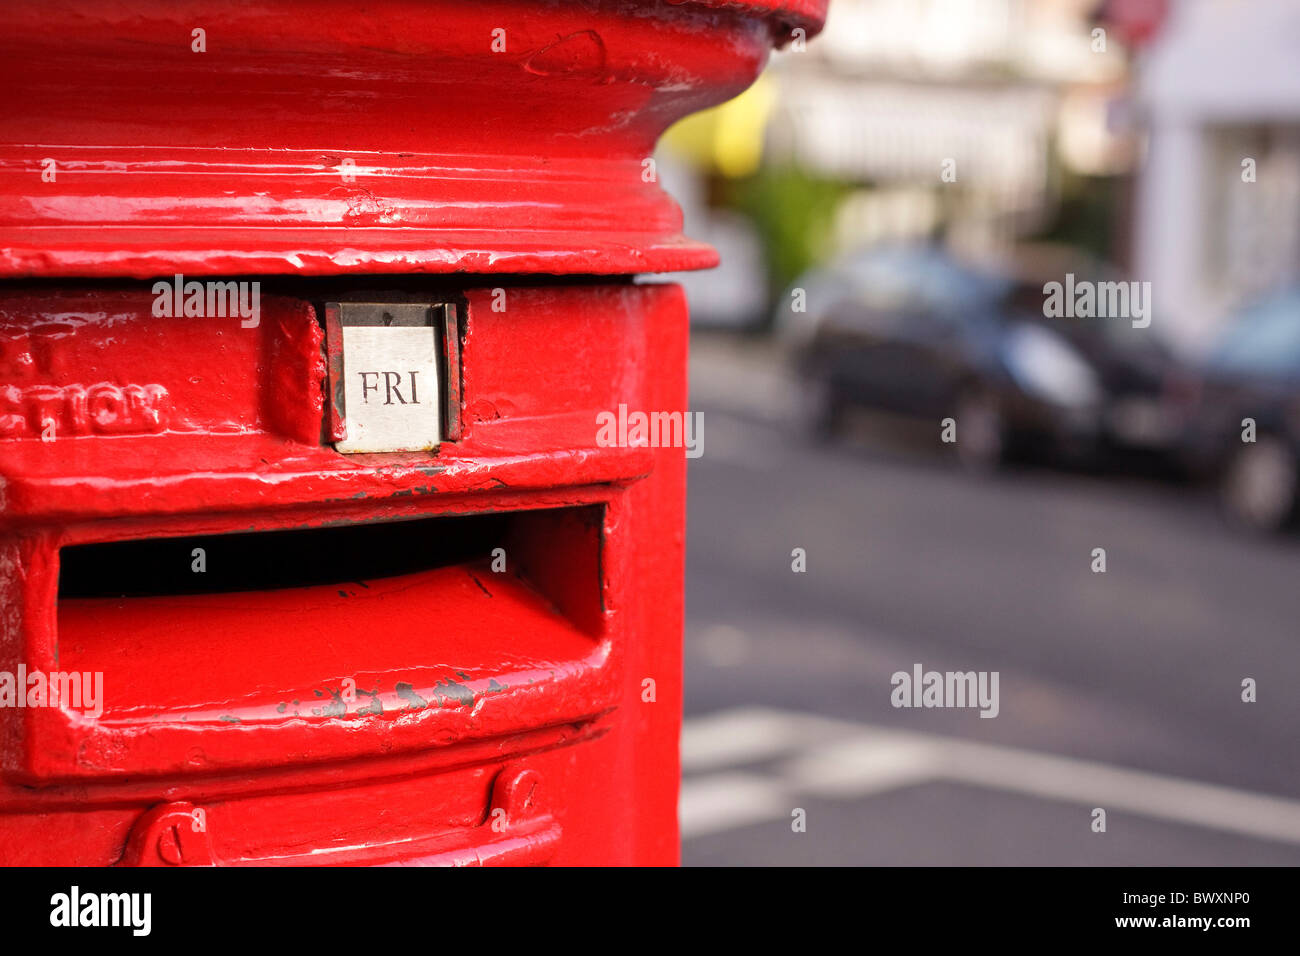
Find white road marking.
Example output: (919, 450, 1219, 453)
(781, 734, 941, 798)
(680, 707, 808, 772)
(678, 771, 793, 839)
(942, 738, 1300, 847)
(680, 707, 1300, 845)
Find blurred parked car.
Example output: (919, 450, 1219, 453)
(1165, 288, 1300, 532)
(791, 244, 1181, 470)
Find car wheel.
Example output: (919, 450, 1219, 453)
(953, 388, 1006, 472)
(1221, 436, 1298, 533)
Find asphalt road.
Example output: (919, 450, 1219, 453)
(680, 338, 1300, 866)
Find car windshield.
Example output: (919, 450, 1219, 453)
(1209, 291, 1300, 376)
(843, 246, 1009, 316)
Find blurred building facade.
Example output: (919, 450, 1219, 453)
(766, 0, 1129, 254)
(661, 0, 1135, 328)
(1132, 0, 1300, 352)
(666, 0, 1300, 351)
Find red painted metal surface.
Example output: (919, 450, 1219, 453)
(0, 0, 826, 278)
(0, 0, 827, 866)
(1, 283, 688, 865)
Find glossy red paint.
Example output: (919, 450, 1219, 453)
(0, 0, 826, 278)
(0, 0, 827, 866)
(1, 284, 686, 865)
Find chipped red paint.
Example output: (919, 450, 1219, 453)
(0, 0, 826, 866)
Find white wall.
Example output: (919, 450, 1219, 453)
(1135, 0, 1300, 354)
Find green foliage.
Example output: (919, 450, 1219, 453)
(1033, 172, 1124, 265)
(727, 166, 852, 302)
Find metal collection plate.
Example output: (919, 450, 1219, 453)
(327, 302, 453, 454)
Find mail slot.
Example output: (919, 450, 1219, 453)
(0, 0, 827, 865)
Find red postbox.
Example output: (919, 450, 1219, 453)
(0, 0, 826, 866)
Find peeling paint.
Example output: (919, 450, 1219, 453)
(395, 682, 428, 710)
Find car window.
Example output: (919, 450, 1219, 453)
(846, 247, 1005, 322)
(1210, 292, 1300, 376)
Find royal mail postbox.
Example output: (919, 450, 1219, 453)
(0, 0, 826, 865)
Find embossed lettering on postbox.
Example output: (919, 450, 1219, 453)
(329, 303, 447, 455)
(0, 290, 324, 444)
(0, 383, 170, 439)
(337, 326, 440, 453)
